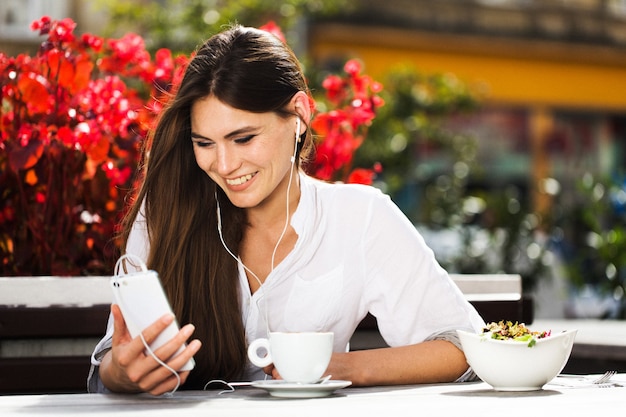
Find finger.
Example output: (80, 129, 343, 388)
(162, 337, 201, 372)
(150, 334, 201, 375)
(170, 338, 201, 371)
(145, 371, 189, 396)
(138, 367, 177, 394)
(138, 340, 201, 391)
(139, 324, 200, 381)
(125, 313, 175, 359)
(262, 364, 282, 379)
(111, 304, 131, 346)
(143, 323, 195, 366)
(262, 364, 274, 376)
(141, 313, 176, 346)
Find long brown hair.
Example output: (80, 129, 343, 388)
(119, 25, 312, 388)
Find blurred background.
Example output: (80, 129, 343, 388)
(2, 0, 626, 320)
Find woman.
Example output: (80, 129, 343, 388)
(89, 25, 484, 395)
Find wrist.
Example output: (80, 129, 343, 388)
(330, 351, 368, 386)
(99, 350, 141, 393)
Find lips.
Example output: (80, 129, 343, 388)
(225, 172, 256, 186)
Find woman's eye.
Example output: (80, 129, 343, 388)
(193, 141, 213, 148)
(235, 135, 254, 144)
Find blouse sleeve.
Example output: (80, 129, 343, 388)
(87, 315, 113, 393)
(359, 190, 485, 347)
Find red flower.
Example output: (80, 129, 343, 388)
(309, 57, 384, 184)
(154, 49, 174, 81)
(322, 75, 346, 104)
(81, 33, 103, 52)
(259, 21, 286, 43)
(30, 16, 51, 34)
(103, 162, 132, 187)
(56, 126, 74, 146)
(99, 33, 152, 81)
(49, 18, 76, 43)
(344, 59, 362, 76)
(347, 168, 375, 185)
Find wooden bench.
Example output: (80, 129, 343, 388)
(0, 274, 531, 394)
(0, 277, 111, 394)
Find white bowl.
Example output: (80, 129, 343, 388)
(457, 328, 577, 391)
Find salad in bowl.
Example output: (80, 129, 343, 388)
(458, 321, 577, 391)
(482, 320, 551, 347)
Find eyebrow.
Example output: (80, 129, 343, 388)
(190, 126, 258, 141)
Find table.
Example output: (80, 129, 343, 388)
(1, 374, 624, 417)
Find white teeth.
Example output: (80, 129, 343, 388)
(226, 173, 253, 185)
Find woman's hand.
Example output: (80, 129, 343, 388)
(262, 363, 279, 380)
(99, 304, 202, 395)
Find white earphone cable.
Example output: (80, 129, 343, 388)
(139, 333, 182, 395)
(216, 116, 301, 335)
(271, 116, 300, 270)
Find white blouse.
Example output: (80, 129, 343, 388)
(89, 173, 484, 387)
(237, 174, 484, 380)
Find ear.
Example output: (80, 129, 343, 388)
(292, 91, 312, 135)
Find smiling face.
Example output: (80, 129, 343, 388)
(191, 95, 301, 210)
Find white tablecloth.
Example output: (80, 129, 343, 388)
(1, 374, 624, 417)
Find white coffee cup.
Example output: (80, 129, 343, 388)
(247, 332, 334, 383)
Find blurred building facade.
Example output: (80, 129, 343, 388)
(0, 0, 104, 56)
(308, 0, 626, 217)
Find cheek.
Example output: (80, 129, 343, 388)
(193, 149, 221, 184)
(192, 147, 210, 171)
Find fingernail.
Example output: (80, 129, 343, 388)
(161, 314, 174, 324)
(182, 324, 195, 337)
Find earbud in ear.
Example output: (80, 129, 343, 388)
(290, 117, 301, 164)
(295, 117, 301, 143)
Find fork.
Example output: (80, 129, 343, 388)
(591, 370, 617, 385)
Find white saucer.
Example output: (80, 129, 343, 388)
(251, 380, 352, 398)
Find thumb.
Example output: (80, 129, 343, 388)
(111, 304, 132, 346)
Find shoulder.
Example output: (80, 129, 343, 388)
(301, 175, 398, 228)
(304, 175, 387, 204)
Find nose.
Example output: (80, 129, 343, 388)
(214, 143, 239, 175)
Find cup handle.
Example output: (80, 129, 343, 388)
(247, 338, 273, 368)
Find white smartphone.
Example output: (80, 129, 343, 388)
(110, 270, 195, 371)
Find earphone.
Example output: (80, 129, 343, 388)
(290, 117, 301, 163)
(216, 115, 302, 336)
(295, 116, 301, 143)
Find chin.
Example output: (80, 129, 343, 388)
(226, 194, 262, 209)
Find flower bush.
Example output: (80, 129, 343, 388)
(307, 58, 384, 183)
(0, 17, 383, 276)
